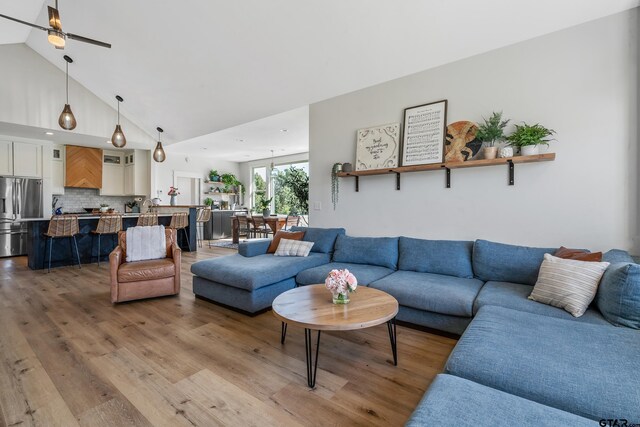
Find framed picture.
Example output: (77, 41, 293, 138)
(401, 99, 448, 166)
(355, 123, 400, 171)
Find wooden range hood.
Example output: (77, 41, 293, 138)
(65, 145, 103, 189)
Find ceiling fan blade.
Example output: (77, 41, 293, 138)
(66, 33, 111, 48)
(48, 6, 62, 31)
(0, 14, 49, 31)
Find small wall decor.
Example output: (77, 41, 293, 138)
(444, 121, 482, 162)
(401, 99, 447, 166)
(355, 123, 400, 171)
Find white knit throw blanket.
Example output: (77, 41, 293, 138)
(126, 225, 167, 262)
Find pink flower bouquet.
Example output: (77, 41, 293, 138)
(325, 269, 357, 304)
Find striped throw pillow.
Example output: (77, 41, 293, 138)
(529, 254, 610, 317)
(274, 238, 314, 257)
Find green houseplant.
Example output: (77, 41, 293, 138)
(204, 197, 213, 207)
(331, 163, 342, 210)
(476, 111, 510, 159)
(257, 197, 273, 217)
(506, 123, 556, 156)
(209, 170, 220, 182)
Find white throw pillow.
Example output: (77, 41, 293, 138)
(274, 238, 314, 257)
(528, 254, 610, 317)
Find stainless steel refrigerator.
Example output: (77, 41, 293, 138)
(0, 177, 43, 257)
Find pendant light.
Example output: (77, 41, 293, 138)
(111, 95, 126, 147)
(153, 127, 166, 162)
(58, 55, 77, 130)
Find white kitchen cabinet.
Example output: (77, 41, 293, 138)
(0, 140, 12, 175)
(51, 145, 65, 195)
(13, 142, 42, 177)
(124, 164, 135, 195)
(100, 151, 124, 195)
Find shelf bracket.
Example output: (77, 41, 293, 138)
(396, 173, 401, 190)
(508, 160, 514, 185)
(355, 176, 359, 192)
(445, 167, 451, 188)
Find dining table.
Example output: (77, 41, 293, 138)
(231, 214, 287, 243)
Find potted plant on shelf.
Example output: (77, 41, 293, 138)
(476, 111, 510, 160)
(506, 123, 556, 156)
(209, 170, 220, 182)
(167, 186, 180, 206)
(204, 197, 213, 207)
(257, 198, 273, 217)
(331, 163, 342, 210)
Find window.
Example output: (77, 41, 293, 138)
(272, 161, 309, 215)
(252, 166, 268, 211)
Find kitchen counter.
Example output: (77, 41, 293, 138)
(15, 213, 176, 222)
(25, 207, 198, 270)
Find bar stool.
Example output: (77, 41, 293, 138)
(137, 212, 158, 226)
(43, 214, 81, 273)
(196, 207, 211, 247)
(169, 212, 190, 249)
(91, 214, 122, 267)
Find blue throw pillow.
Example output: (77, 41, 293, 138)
(290, 227, 345, 253)
(472, 239, 557, 285)
(332, 235, 399, 270)
(398, 237, 474, 279)
(596, 262, 640, 329)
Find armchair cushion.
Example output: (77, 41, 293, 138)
(117, 258, 176, 283)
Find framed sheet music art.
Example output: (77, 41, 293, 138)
(401, 99, 448, 166)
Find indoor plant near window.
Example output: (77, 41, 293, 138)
(506, 123, 556, 156)
(331, 163, 342, 210)
(258, 198, 273, 217)
(167, 186, 180, 206)
(476, 111, 510, 160)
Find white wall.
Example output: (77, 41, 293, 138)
(309, 9, 639, 253)
(0, 43, 156, 148)
(151, 152, 240, 205)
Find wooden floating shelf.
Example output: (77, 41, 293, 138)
(337, 153, 555, 190)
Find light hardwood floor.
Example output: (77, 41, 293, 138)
(0, 246, 456, 426)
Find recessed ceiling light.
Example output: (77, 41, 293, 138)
(45, 131, 54, 135)
(280, 129, 288, 132)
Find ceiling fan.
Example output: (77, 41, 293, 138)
(0, 0, 111, 49)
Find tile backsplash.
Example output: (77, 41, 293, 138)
(53, 188, 136, 213)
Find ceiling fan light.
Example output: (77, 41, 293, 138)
(111, 125, 126, 148)
(48, 29, 65, 48)
(58, 104, 76, 130)
(153, 141, 166, 162)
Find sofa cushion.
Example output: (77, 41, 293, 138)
(118, 258, 175, 283)
(554, 246, 602, 262)
(369, 271, 484, 317)
(528, 254, 609, 317)
(191, 252, 330, 291)
(445, 305, 640, 421)
(290, 227, 345, 253)
(296, 262, 394, 286)
(398, 237, 474, 278)
(238, 239, 271, 257)
(472, 239, 556, 285)
(473, 281, 610, 325)
(596, 262, 640, 329)
(603, 249, 635, 264)
(406, 374, 594, 427)
(332, 235, 398, 270)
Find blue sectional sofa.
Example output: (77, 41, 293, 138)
(191, 227, 640, 424)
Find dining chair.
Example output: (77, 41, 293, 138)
(283, 215, 300, 230)
(251, 216, 271, 238)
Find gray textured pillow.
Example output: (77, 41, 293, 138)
(529, 254, 610, 317)
(274, 239, 314, 257)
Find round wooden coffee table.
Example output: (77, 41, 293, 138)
(272, 284, 399, 388)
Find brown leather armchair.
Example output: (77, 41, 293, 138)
(109, 228, 181, 303)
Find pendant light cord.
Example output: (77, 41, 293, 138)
(65, 61, 69, 104)
(117, 100, 120, 125)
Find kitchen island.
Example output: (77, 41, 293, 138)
(24, 209, 198, 270)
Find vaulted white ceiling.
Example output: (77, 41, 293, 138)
(1, 0, 638, 155)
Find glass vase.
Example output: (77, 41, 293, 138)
(332, 292, 350, 304)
